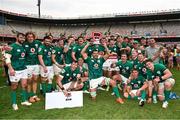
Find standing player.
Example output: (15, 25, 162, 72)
(81, 42, 124, 104)
(105, 38, 120, 78)
(145, 59, 175, 108)
(23, 32, 41, 103)
(64, 36, 74, 66)
(38, 36, 54, 96)
(5, 33, 32, 110)
(72, 36, 85, 61)
(52, 39, 65, 91)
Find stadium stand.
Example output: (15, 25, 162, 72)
(0, 9, 180, 42)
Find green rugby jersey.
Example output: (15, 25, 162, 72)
(147, 63, 171, 81)
(116, 60, 133, 78)
(64, 44, 74, 64)
(86, 45, 94, 57)
(85, 57, 105, 79)
(38, 44, 52, 66)
(128, 76, 146, 90)
(72, 44, 85, 60)
(78, 66, 88, 77)
(52, 46, 64, 65)
(23, 40, 42, 65)
(130, 58, 139, 69)
(60, 66, 80, 85)
(7, 43, 26, 71)
(136, 61, 147, 79)
(93, 44, 105, 52)
(108, 45, 119, 54)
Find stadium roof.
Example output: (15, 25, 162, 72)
(1, 9, 180, 24)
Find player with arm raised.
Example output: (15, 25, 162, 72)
(81, 42, 124, 104)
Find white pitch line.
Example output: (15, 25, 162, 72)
(0, 85, 7, 89)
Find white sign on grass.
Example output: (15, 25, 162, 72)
(45, 91, 83, 110)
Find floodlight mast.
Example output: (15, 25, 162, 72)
(37, 0, 41, 18)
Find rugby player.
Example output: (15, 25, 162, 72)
(145, 59, 175, 108)
(6, 33, 32, 110)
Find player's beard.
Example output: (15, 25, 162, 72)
(18, 39, 25, 44)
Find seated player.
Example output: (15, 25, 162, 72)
(77, 58, 90, 93)
(124, 69, 148, 107)
(111, 53, 133, 92)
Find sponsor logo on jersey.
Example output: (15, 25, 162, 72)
(157, 71, 161, 75)
(73, 73, 76, 76)
(25, 45, 29, 47)
(61, 69, 65, 73)
(38, 48, 42, 52)
(126, 66, 129, 70)
(17, 49, 21, 52)
(35, 44, 38, 48)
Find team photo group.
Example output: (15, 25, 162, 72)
(1, 31, 178, 111)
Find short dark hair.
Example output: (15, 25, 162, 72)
(144, 59, 153, 64)
(43, 36, 51, 40)
(131, 68, 139, 72)
(92, 49, 99, 53)
(17, 32, 25, 37)
(78, 36, 84, 40)
(121, 53, 127, 57)
(138, 53, 144, 56)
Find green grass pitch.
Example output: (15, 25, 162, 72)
(0, 68, 179, 119)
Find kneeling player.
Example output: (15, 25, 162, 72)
(145, 59, 175, 108)
(56, 62, 83, 96)
(124, 69, 148, 106)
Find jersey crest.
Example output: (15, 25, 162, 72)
(30, 48, 35, 53)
